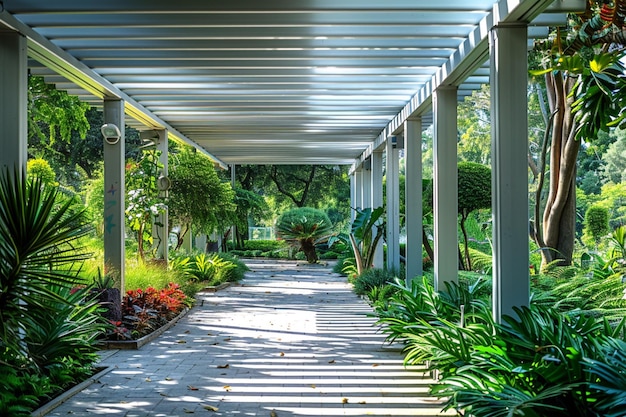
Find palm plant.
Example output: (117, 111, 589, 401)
(275, 207, 333, 263)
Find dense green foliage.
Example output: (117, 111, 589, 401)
(371, 275, 626, 417)
(0, 171, 107, 415)
(232, 187, 270, 248)
(275, 207, 333, 263)
(235, 164, 351, 233)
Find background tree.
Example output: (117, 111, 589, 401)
(457, 162, 492, 270)
(27, 75, 89, 146)
(234, 164, 351, 233)
(458, 85, 492, 164)
(275, 207, 333, 263)
(125, 149, 166, 261)
(27, 77, 143, 192)
(530, 1, 626, 266)
(232, 187, 270, 249)
(168, 146, 236, 250)
(578, 129, 615, 194)
(601, 128, 626, 183)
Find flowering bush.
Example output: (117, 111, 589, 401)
(107, 283, 189, 340)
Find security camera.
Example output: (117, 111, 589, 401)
(101, 123, 122, 145)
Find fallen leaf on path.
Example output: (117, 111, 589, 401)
(358, 401, 367, 404)
(217, 364, 229, 369)
(203, 405, 219, 412)
(279, 352, 285, 356)
(310, 384, 316, 389)
(270, 411, 278, 417)
(223, 385, 232, 391)
(372, 363, 379, 367)
(177, 340, 187, 344)
(188, 385, 199, 391)
(183, 408, 195, 413)
(342, 398, 349, 404)
(223, 337, 232, 341)
(165, 377, 173, 381)
(159, 392, 168, 397)
(328, 359, 335, 364)
(145, 378, 152, 382)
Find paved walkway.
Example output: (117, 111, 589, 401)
(45, 259, 454, 417)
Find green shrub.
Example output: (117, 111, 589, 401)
(373, 275, 626, 417)
(584, 205, 610, 246)
(353, 268, 400, 296)
(243, 239, 287, 251)
(319, 251, 339, 259)
(333, 256, 357, 279)
(169, 251, 249, 286)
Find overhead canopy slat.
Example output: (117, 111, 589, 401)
(1, 0, 563, 166)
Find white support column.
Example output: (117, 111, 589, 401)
(230, 164, 236, 249)
(405, 119, 423, 284)
(153, 129, 168, 263)
(433, 86, 458, 290)
(386, 137, 400, 271)
(371, 150, 384, 268)
(490, 23, 530, 321)
(103, 99, 126, 296)
(0, 31, 28, 172)
(354, 168, 363, 211)
(362, 159, 372, 209)
(350, 171, 357, 222)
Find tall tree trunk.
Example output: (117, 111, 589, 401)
(540, 72, 580, 267)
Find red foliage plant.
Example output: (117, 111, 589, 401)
(108, 283, 189, 340)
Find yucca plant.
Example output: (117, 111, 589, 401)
(0, 169, 106, 415)
(0, 170, 94, 361)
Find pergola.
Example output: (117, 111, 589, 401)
(0, 0, 585, 321)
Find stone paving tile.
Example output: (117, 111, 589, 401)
(44, 259, 456, 417)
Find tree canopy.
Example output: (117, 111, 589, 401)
(168, 146, 236, 248)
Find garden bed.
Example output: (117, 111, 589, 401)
(31, 366, 113, 417)
(100, 307, 190, 350)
